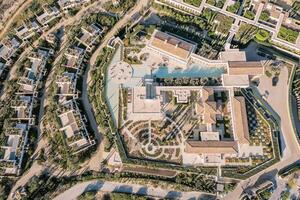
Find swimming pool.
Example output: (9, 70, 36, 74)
(132, 63, 225, 78)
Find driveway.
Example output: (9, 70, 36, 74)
(257, 66, 299, 159)
(54, 180, 216, 200)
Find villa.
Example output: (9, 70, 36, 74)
(62, 47, 85, 70)
(10, 96, 34, 125)
(36, 5, 61, 27)
(15, 20, 41, 40)
(76, 23, 104, 52)
(17, 49, 50, 94)
(56, 72, 78, 102)
(0, 37, 21, 62)
(57, 100, 95, 153)
(0, 124, 29, 175)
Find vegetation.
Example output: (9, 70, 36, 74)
(183, 0, 202, 7)
(21, 170, 219, 199)
(259, 11, 270, 21)
(227, 2, 240, 14)
(244, 10, 255, 20)
(206, 0, 226, 8)
(88, 47, 117, 152)
(278, 26, 299, 44)
(255, 29, 270, 42)
(234, 23, 259, 45)
(0, 177, 14, 200)
(103, 0, 137, 14)
(212, 14, 234, 36)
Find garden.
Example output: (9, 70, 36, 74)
(278, 26, 299, 44)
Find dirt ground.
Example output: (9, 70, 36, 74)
(0, 0, 25, 29)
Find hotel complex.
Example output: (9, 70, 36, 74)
(120, 30, 267, 165)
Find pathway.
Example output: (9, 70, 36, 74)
(53, 180, 215, 200)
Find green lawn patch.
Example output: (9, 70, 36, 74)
(278, 26, 299, 44)
(183, 0, 202, 7)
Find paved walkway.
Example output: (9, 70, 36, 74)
(53, 180, 216, 200)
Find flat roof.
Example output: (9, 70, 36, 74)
(219, 50, 246, 62)
(201, 131, 220, 141)
(132, 87, 161, 114)
(222, 74, 250, 87)
(228, 61, 264, 76)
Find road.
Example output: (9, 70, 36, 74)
(8, 162, 44, 200)
(53, 180, 215, 200)
(84, 0, 150, 170)
(0, 0, 32, 39)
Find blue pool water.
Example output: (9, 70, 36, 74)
(132, 63, 225, 78)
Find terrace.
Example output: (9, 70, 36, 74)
(282, 12, 300, 31)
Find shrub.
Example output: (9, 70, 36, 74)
(244, 10, 255, 20)
(227, 2, 240, 13)
(259, 11, 270, 21)
(256, 29, 270, 42)
(183, 0, 202, 7)
(278, 26, 299, 44)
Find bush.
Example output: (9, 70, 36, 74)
(244, 10, 255, 20)
(227, 2, 240, 13)
(256, 29, 270, 42)
(278, 26, 299, 44)
(183, 0, 202, 7)
(259, 11, 270, 21)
